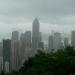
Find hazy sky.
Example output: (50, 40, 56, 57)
(0, 0, 75, 41)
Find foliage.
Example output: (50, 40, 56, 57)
(2, 46, 75, 75)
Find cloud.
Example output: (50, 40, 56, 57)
(0, 0, 75, 25)
(0, 0, 75, 40)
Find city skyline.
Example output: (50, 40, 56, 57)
(0, 0, 75, 74)
(0, 19, 75, 42)
(0, 18, 75, 72)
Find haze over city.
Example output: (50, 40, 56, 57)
(0, 0, 75, 40)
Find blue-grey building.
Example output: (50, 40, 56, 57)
(3, 39, 11, 72)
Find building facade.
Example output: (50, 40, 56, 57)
(48, 35, 54, 52)
(3, 39, 11, 72)
(53, 32, 63, 51)
(64, 37, 69, 47)
(11, 31, 19, 70)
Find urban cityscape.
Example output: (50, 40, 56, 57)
(1, 0, 75, 75)
(0, 18, 75, 73)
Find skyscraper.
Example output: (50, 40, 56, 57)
(32, 18, 40, 51)
(3, 39, 11, 72)
(11, 31, 19, 70)
(20, 31, 32, 65)
(71, 31, 75, 47)
(48, 35, 54, 52)
(38, 42, 44, 50)
(38, 32, 44, 50)
(0, 57, 3, 72)
(0, 42, 3, 57)
(25, 31, 31, 48)
(24, 31, 32, 60)
(53, 32, 62, 51)
(64, 37, 69, 47)
(19, 33, 25, 66)
(39, 32, 42, 42)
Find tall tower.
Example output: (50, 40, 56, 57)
(3, 39, 11, 72)
(19, 33, 25, 67)
(32, 18, 40, 51)
(11, 31, 19, 70)
(71, 31, 75, 47)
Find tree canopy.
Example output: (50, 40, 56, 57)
(1, 46, 75, 75)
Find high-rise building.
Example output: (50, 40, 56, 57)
(38, 42, 44, 50)
(19, 33, 25, 66)
(48, 35, 54, 52)
(25, 31, 31, 48)
(38, 32, 44, 50)
(3, 39, 11, 72)
(64, 37, 69, 47)
(24, 31, 32, 60)
(11, 31, 19, 70)
(0, 42, 3, 57)
(12, 31, 19, 41)
(0, 57, 3, 72)
(32, 18, 40, 51)
(39, 32, 42, 42)
(20, 31, 32, 65)
(71, 31, 75, 48)
(53, 32, 62, 51)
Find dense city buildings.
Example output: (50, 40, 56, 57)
(0, 18, 75, 72)
(3, 39, 11, 72)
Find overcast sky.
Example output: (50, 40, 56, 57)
(0, 0, 75, 41)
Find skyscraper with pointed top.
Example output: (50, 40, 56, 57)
(32, 18, 40, 51)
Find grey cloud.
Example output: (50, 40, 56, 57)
(0, 0, 75, 24)
(0, 0, 75, 40)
